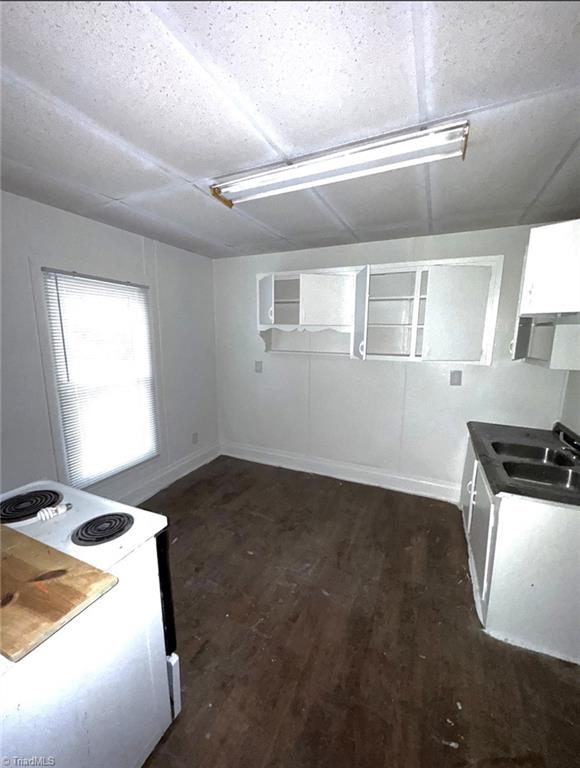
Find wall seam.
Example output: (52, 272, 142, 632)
(151, 239, 171, 469)
(211, 259, 224, 449)
(25, 255, 61, 480)
(558, 370, 571, 423)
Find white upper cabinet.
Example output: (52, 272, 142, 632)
(550, 324, 580, 370)
(422, 265, 492, 361)
(511, 219, 580, 369)
(257, 255, 502, 363)
(519, 220, 580, 315)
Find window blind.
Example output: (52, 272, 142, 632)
(43, 269, 160, 488)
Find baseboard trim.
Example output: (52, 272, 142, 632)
(115, 442, 460, 507)
(119, 444, 221, 506)
(221, 441, 460, 504)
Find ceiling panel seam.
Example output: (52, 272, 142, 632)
(355, 217, 433, 237)
(310, 190, 360, 241)
(142, 1, 287, 157)
(189, 183, 297, 245)
(2, 160, 231, 257)
(434, 83, 580, 126)
(119, 179, 294, 247)
(2, 68, 291, 247)
(411, 2, 432, 233)
(1, 153, 117, 207)
(410, 2, 429, 121)
(143, 1, 356, 241)
(108, 199, 234, 253)
(1, 67, 194, 188)
(519, 133, 580, 223)
(118, 181, 202, 207)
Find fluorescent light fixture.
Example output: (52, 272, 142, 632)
(210, 119, 469, 207)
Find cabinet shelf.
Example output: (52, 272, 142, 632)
(367, 352, 410, 358)
(366, 323, 425, 329)
(259, 323, 351, 333)
(368, 322, 412, 328)
(368, 295, 427, 301)
(268, 349, 350, 358)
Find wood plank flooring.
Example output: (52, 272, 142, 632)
(143, 457, 580, 768)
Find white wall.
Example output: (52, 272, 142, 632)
(561, 372, 580, 434)
(1, 192, 219, 503)
(214, 226, 568, 501)
(2, 194, 572, 506)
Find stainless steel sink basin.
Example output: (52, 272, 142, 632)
(503, 462, 580, 491)
(492, 442, 574, 467)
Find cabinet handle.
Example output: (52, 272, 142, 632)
(509, 339, 514, 355)
(268, 307, 274, 322)
(358, 340, 365, 357)
(467, 480, 473, 495)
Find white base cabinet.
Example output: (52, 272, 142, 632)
(460, 438, 580, 664)
(459, 439, 477, 532)
(468, 464, 496, 623)
(484, 495, 580, 665)
(460, 443, 496, 624)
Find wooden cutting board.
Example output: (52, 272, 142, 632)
(1, 527, 117, 662)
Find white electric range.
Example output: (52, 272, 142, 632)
(0, 480, 181, 768)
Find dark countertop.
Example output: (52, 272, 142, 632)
(468, 421, 580, 507)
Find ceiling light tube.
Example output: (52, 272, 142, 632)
(210, 119, 469, 206)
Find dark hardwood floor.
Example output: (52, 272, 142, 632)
(143, 457, 580, 768)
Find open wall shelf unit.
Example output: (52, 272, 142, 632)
(258, 254, 503, 365)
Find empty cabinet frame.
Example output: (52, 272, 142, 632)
(257, 254, 503, 364)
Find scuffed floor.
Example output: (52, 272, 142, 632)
(144, 457, 580, 768)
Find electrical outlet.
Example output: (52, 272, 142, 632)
(192, 431, 199, 445)
(254, 360, 263, 373)
(450, 370, 462, 386)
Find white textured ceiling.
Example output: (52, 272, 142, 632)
(1, 1, 579, 258)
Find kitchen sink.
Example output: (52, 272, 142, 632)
(492, 442, 574, 467)
(503, 462, 580, 491)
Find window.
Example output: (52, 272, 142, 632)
(43, 269, 159, 488)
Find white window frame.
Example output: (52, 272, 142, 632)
(31, 263, 163, 488)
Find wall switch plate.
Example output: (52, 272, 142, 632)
(254, 360, 263, 373)
(450, 370, 462, 386)
(192, 431, 199, 445)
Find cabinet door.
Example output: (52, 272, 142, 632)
(469, 465, 496, 620)
(300, 273, 354, 326)
(520, 220, 580, 314)
(550, 325, 580, 370)
(511, 317, 533, 360)
(422, 264, 492, 361)
(527, 322, 554, 362)
(351, 266, 369, 359)
(460, 440, 477, 532)
(258, 274, 274, 326)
